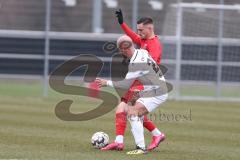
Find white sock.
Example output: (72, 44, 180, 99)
(115, 135, 124, 143)
(128, 115, 145, 149)
(151, 128, 162, 136)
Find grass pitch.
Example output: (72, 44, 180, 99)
(0, 80, 240, 160)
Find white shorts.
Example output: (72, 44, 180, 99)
(136, 94, 168, 112)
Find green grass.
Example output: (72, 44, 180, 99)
(0, 80, 240, 160)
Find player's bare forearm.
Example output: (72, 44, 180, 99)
(95, 77, 135, 91)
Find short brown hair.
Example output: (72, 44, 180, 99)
(137, 17, 153, 25)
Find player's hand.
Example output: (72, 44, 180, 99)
(95, 78, 107, 88)
(115, 9, 123, 24)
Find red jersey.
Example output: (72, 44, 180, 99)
(121, 22, 162, 64)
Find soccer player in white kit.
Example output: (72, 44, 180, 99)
(96, 35, 169, 155)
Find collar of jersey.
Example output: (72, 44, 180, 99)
(130, 49, 138, 63)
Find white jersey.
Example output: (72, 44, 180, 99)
(107, 49, 168, 96)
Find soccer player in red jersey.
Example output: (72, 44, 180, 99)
(101, 9, 165, 151)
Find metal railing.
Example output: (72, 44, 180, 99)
(0, 1, 239, 101)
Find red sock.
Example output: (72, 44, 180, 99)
(143, 115, 156, 132)
(116, 112, 127, 136)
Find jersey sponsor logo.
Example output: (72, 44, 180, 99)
(147, 58, 161, 76)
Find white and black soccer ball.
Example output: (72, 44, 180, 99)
(91, 131, 109, 149)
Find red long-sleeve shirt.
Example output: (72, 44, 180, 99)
(121, 22, 162, 64)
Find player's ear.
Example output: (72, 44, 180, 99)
(148, 24, 154, 31)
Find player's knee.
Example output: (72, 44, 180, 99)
(136, 108, 146, 117)
(135, 103, 149, 116)
(116, 101, 128, 113)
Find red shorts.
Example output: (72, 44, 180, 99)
(121, 80, 144, 103)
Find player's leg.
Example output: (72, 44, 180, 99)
(126, 102, 148, 155)
(146, 117, 165, 151)
(143, 115, 165, 150)
(110, 80, 162, 148)
(129, 81, 163, 140)
(101, 101, 128, 151)
(102, 80, 142, 151)
(115, 101, 127, 144)
(143, 115, 161, 135)
(137, 94, 168, 151)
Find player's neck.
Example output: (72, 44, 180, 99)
(130, 48, 136, 58)
(148, 33, 155, 39)
(125, 48, 135, 59)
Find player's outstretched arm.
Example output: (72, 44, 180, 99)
(95, 77, 133, 89)
(115, 9, 141, 45)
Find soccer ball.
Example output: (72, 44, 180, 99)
(91, 131, 109, 149)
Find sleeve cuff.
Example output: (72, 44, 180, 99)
(120, 22, 127, 29)
(106, 80, 113, 87)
